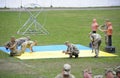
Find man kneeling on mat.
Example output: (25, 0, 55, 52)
(21, 40, 37, 53)
(63, 41, 79, 58)
(5, 36, 22, 56)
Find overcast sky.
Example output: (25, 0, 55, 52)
(0, 0, 120, 8)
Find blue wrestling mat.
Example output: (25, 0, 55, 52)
(0, 44, 91, 53)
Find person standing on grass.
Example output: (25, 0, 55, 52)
(55, 64, 75, 78)
(20, 40, 37, 53)
(101, 21, 113, 46)
(99, 19, 112, 46)
(63, 41, 79, 58)
(4, 36, 22, 56)
(91, 18, 99, 33)
(89, 32, 102, 58)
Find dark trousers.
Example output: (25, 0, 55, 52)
(92, 31, 96, 33)
(69, 52, 78, 58)
(108, 35, 112, 46)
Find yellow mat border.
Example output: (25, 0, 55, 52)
(16, 50, 118, 60)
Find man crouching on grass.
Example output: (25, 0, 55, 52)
(63, 41, 79, 58)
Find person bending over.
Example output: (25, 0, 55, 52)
(89, 32, 102, 58)
(21, 40, 37, 53)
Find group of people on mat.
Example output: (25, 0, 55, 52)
(4, 19, 112, 58)
(4, 36, 37, 56)
(55, 63, 120, 78)
(4, 36, 80, 58)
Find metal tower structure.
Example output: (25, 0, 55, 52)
(17, 3, 49, 35)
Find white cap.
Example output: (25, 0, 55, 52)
(63, 64, 71, 75)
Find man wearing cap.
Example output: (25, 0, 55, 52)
(55, 64, 75, 78)
(63, 41, 79, 58)
(89, 32, 102, 58)
(20, 40, 37, 53)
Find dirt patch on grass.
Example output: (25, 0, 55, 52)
(0, 59, 36, 74)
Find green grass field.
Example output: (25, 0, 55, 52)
(0, 9, 120, 78)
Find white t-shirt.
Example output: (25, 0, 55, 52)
(90, 33, 101, 41)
